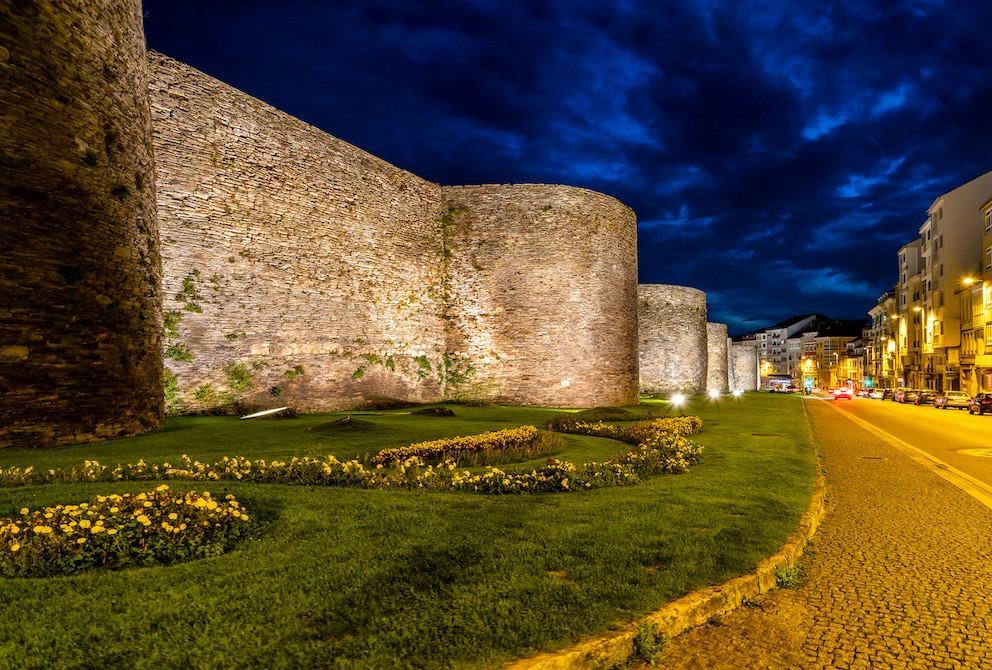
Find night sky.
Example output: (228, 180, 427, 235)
(141, 0, 992, 336)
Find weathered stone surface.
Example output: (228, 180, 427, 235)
(0, 0, 163, 447)
(148, 58, 641, 412)
(730, 340, 759, 392)
(706, 322, 730, 393)
(148, 54, 449, 413)
(638, 285, 708, 394)
(443, 185, 640, 408)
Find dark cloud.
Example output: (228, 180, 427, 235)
(142, 0, 992, 335)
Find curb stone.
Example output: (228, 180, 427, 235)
(503, 458, 826, 669)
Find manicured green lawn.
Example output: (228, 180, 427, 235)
(0, 393, 815, 669)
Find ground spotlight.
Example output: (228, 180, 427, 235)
(732, 389, 743, 398)
(708, 389, 720, 400)
(671, 393, 685, 407)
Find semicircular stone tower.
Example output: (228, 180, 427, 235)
(441, 184, 640, 407)
(0, 0, 163, 447)
(706, 322, 730, 393)
(638, 284, 708, 394)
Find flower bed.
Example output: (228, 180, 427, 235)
(368, 425, 555, 466)
(0, 417, 703, 496)
(0, 485, 250, 577)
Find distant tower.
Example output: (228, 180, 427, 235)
(638, 284, 708, 394)
(0, 0, 163, 446)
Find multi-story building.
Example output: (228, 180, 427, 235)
(867, 290, 898, 390)
(756, 314, 818, 390)
(972, 197, 992, 393)
(917, 171, 992, 391)
(894, 239, 923, 387)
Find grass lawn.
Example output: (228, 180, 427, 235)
(0, 393, 815, 669)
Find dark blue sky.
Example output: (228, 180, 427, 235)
(141, 0, 992, 336)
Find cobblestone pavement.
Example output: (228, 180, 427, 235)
(651, 399, 992, 669)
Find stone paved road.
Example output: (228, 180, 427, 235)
(650, 399, 992, 669)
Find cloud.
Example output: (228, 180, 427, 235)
(142, 0, 992, 336)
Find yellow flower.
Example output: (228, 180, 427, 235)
(168, 513, 178, 521)
(109, 507, 119, 514)
(32, 525, 53, 534)
(90, 526, 103, 534)
(136, 515, 151, 526)
(79, 519, 91, 529)
(77, 537, 86, 544)
(106, 528, 118, 535)
(10, 542, 20, 552)
(19, 508, 28, 515)
(155, 484, 169, 492)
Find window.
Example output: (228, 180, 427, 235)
(987, 247, 992, 273)
(986, 209, 992, 233)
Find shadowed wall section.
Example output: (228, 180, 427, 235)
(0, 0, 163, 447)
(706, 322, 730, 393)
(638, 284, 708, 394)
(441, 185, 640, 407)
(148, 54, 448, 412)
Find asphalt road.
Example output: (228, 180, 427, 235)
(815, 394, 992, 500)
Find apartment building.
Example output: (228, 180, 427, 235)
(918, 171, 992, 390)
(866, 170, 992, 393)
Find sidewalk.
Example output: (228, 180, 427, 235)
(654, 398, 992, 669)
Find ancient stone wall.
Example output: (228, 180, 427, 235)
(148, 54, 449, 412)
(0, 0, 163, 447)
(730, 340, 759, 392)
(441, 185, 640, 407)
(637, 285, 708, 394)
(706, 322, 730, 393)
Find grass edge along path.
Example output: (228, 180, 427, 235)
(0, 393, 815, 670)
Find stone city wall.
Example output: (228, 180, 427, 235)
(148, 54, 449, 412)
(637, 285, 708, 394)
(0, 0, 163, 447)
(706, 322, 730, 393)
(148, 56, 641, 412)
(1, 5, 728, 445)
(730, 340, 759, 392)
(442, 185, 640, 407)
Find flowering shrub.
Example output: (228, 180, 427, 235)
(369, 426, 560, 466)
(544, 415, 703, 443)
(0, 485, 250, 577)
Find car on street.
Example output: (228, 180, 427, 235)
(934, 390, 971, 410)
(914, 390, 936, 405)
(880, 389, 894, 400)
(900, 389, 922, 404)
(968, 393, 992, 415)
(893, 387, 911, 402)
(833, 386, 853, 399)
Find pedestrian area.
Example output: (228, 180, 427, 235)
(655, 399, 992, 669)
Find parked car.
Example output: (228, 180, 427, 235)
(832, 386, 852, 399)
(900, 389, 921, 404)
(880, 389, 894, 400)
(934, 390, 971, 410)
(914, 390, 936, 405)
(893, 387, 911, 402)
(785, 385, 800, 394)
(968, 393, 992, 415)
